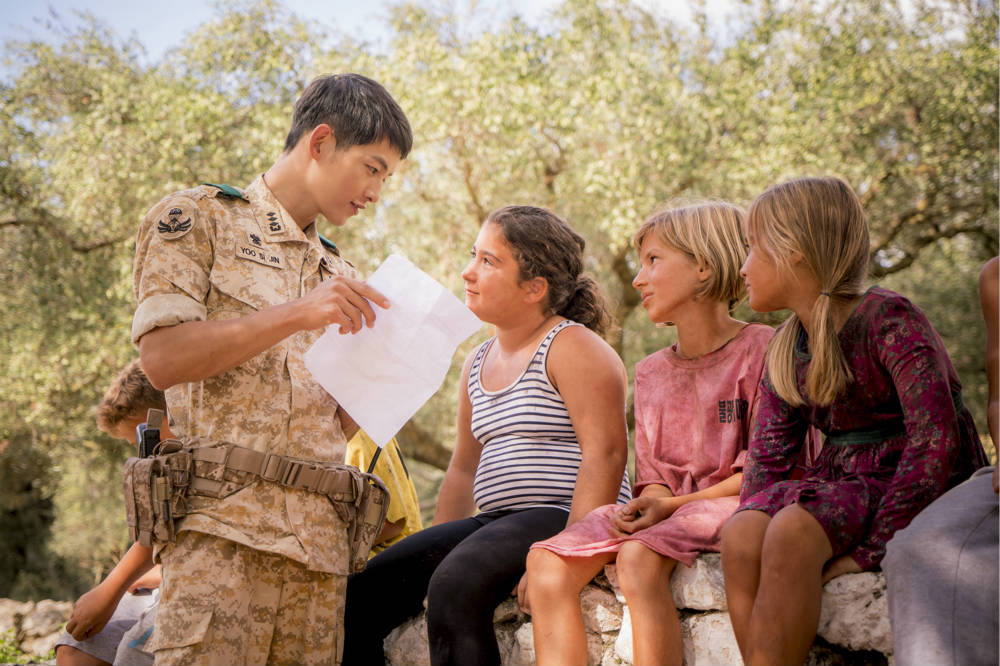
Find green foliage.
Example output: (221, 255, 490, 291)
(0, 434, 89, 600)
(0, 0, 996, 599)
(0, 629, 31, 663)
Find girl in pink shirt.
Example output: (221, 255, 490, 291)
(522, 201, 772, 665)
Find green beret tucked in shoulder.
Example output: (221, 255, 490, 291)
(319, 234, 340, 255)
(203, 182, 249, 201)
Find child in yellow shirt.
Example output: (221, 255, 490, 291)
(346, 432, 423, 554)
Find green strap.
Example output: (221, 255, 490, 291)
(202, 182, 248, 201)
(825, 420, 906, 447)
(823, 392, 965, 447)
(319, 234, 339, 253)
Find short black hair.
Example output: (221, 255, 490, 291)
(284, 73, 412, 158)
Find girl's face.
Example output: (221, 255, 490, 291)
(740, 229, 785, 312)
(632, 233, 706, 325)
(461, 222, 533, 323)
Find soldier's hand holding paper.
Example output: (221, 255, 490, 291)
(305, 254, 481, 447)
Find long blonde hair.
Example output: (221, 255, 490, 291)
(747, 177, 870, 406)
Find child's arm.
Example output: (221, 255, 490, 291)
(848, 297, 975, 571)
(433, 353, 480, 524)
(610, 474, 742, 535)
(64, 542, 155, 640)
(549, 326, 629, 525)
(128, 564, 162, 592)
(740, 375, 810, 500)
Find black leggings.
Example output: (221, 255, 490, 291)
(342, 507, 568, 666)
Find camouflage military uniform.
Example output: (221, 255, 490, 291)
(132, 176, 354, 665)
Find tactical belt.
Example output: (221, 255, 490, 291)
(187, 444, 362, 504)
(124, 442, 389, 572)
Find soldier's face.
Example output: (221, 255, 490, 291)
(309, 135, 401, 226)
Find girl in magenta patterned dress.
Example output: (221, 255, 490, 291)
(523, 201, 771, 666)
(721, 177, 987, 666)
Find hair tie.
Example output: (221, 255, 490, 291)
(820, 291, 831, 297)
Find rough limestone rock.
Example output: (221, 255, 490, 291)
(379, 554, 891, 665)
(670, 554, 729, 611)
(19, 601, 71, 640)
(580, 585, 622, 634)
(510, 623, 535, 665)
(0, 599, 34, 639)
(0, 556, 891, 665)
(0, 598, 71, 663)
(818, 571, 892, 655)
(682, 611, 742, 665)
(384, 614, 431, 666)
(612, 605, 634, 665)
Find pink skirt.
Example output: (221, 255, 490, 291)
(531, 496, 739, 566)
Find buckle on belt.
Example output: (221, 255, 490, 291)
(260, 453, 287, 483)
(260, 454, 324, 490)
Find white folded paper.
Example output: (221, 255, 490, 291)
(304, 254, 482, 447)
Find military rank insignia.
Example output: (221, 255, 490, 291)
(266, 211, 283, 233)
(157, 207, 194, 240)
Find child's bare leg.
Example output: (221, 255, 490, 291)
(616, 541, 681, 665)
(746, 503, 833, 665)
(55, 645, 110, 666)
(527, 548, 615, 665)
(720, 509, 770, 658)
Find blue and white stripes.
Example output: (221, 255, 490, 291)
(470, 320, 632, 512)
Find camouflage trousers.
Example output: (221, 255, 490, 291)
(148, 531, 346, 666)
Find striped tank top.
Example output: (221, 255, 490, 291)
(470, 319, 633, 512)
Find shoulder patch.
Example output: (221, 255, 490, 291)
(318, 234, 340, 256)
(202, 183, 249, 201)
(156, 204, 195, 240)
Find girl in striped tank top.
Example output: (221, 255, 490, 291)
(343, 206, 631, 666)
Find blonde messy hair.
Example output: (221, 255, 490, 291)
(747, 176, 870, 407)
(633, 200, 748, 309)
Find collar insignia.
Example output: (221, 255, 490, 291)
(266, 211, 283, 233)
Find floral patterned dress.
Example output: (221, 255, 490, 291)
(738, 287, 987, 570)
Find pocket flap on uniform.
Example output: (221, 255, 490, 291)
(144, 607, 213, 652)
(208, 237, 286, 312)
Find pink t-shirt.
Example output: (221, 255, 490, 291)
(633, 323, 774, 496)
(531, 323, 775, 565)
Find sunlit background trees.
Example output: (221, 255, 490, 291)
(1, 0, 996, 599)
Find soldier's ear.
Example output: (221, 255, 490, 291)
(307, 124, 337, 160)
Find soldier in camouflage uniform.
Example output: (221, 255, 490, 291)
(131, 73, 412, 666)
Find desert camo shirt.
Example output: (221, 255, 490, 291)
(132, 175, 354, 574)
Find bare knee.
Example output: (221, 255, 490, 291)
(721, 511, 768, 569)
(760, 504, 833, 572)
(526, 548, 579, 601)
(616, 541, 675, 600)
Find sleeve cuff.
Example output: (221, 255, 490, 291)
(132, 293, 207, 344)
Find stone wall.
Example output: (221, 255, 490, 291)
(0, 554, 893, 665)
(384, 554, 893, 666)
(0, 598, 71, 663)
